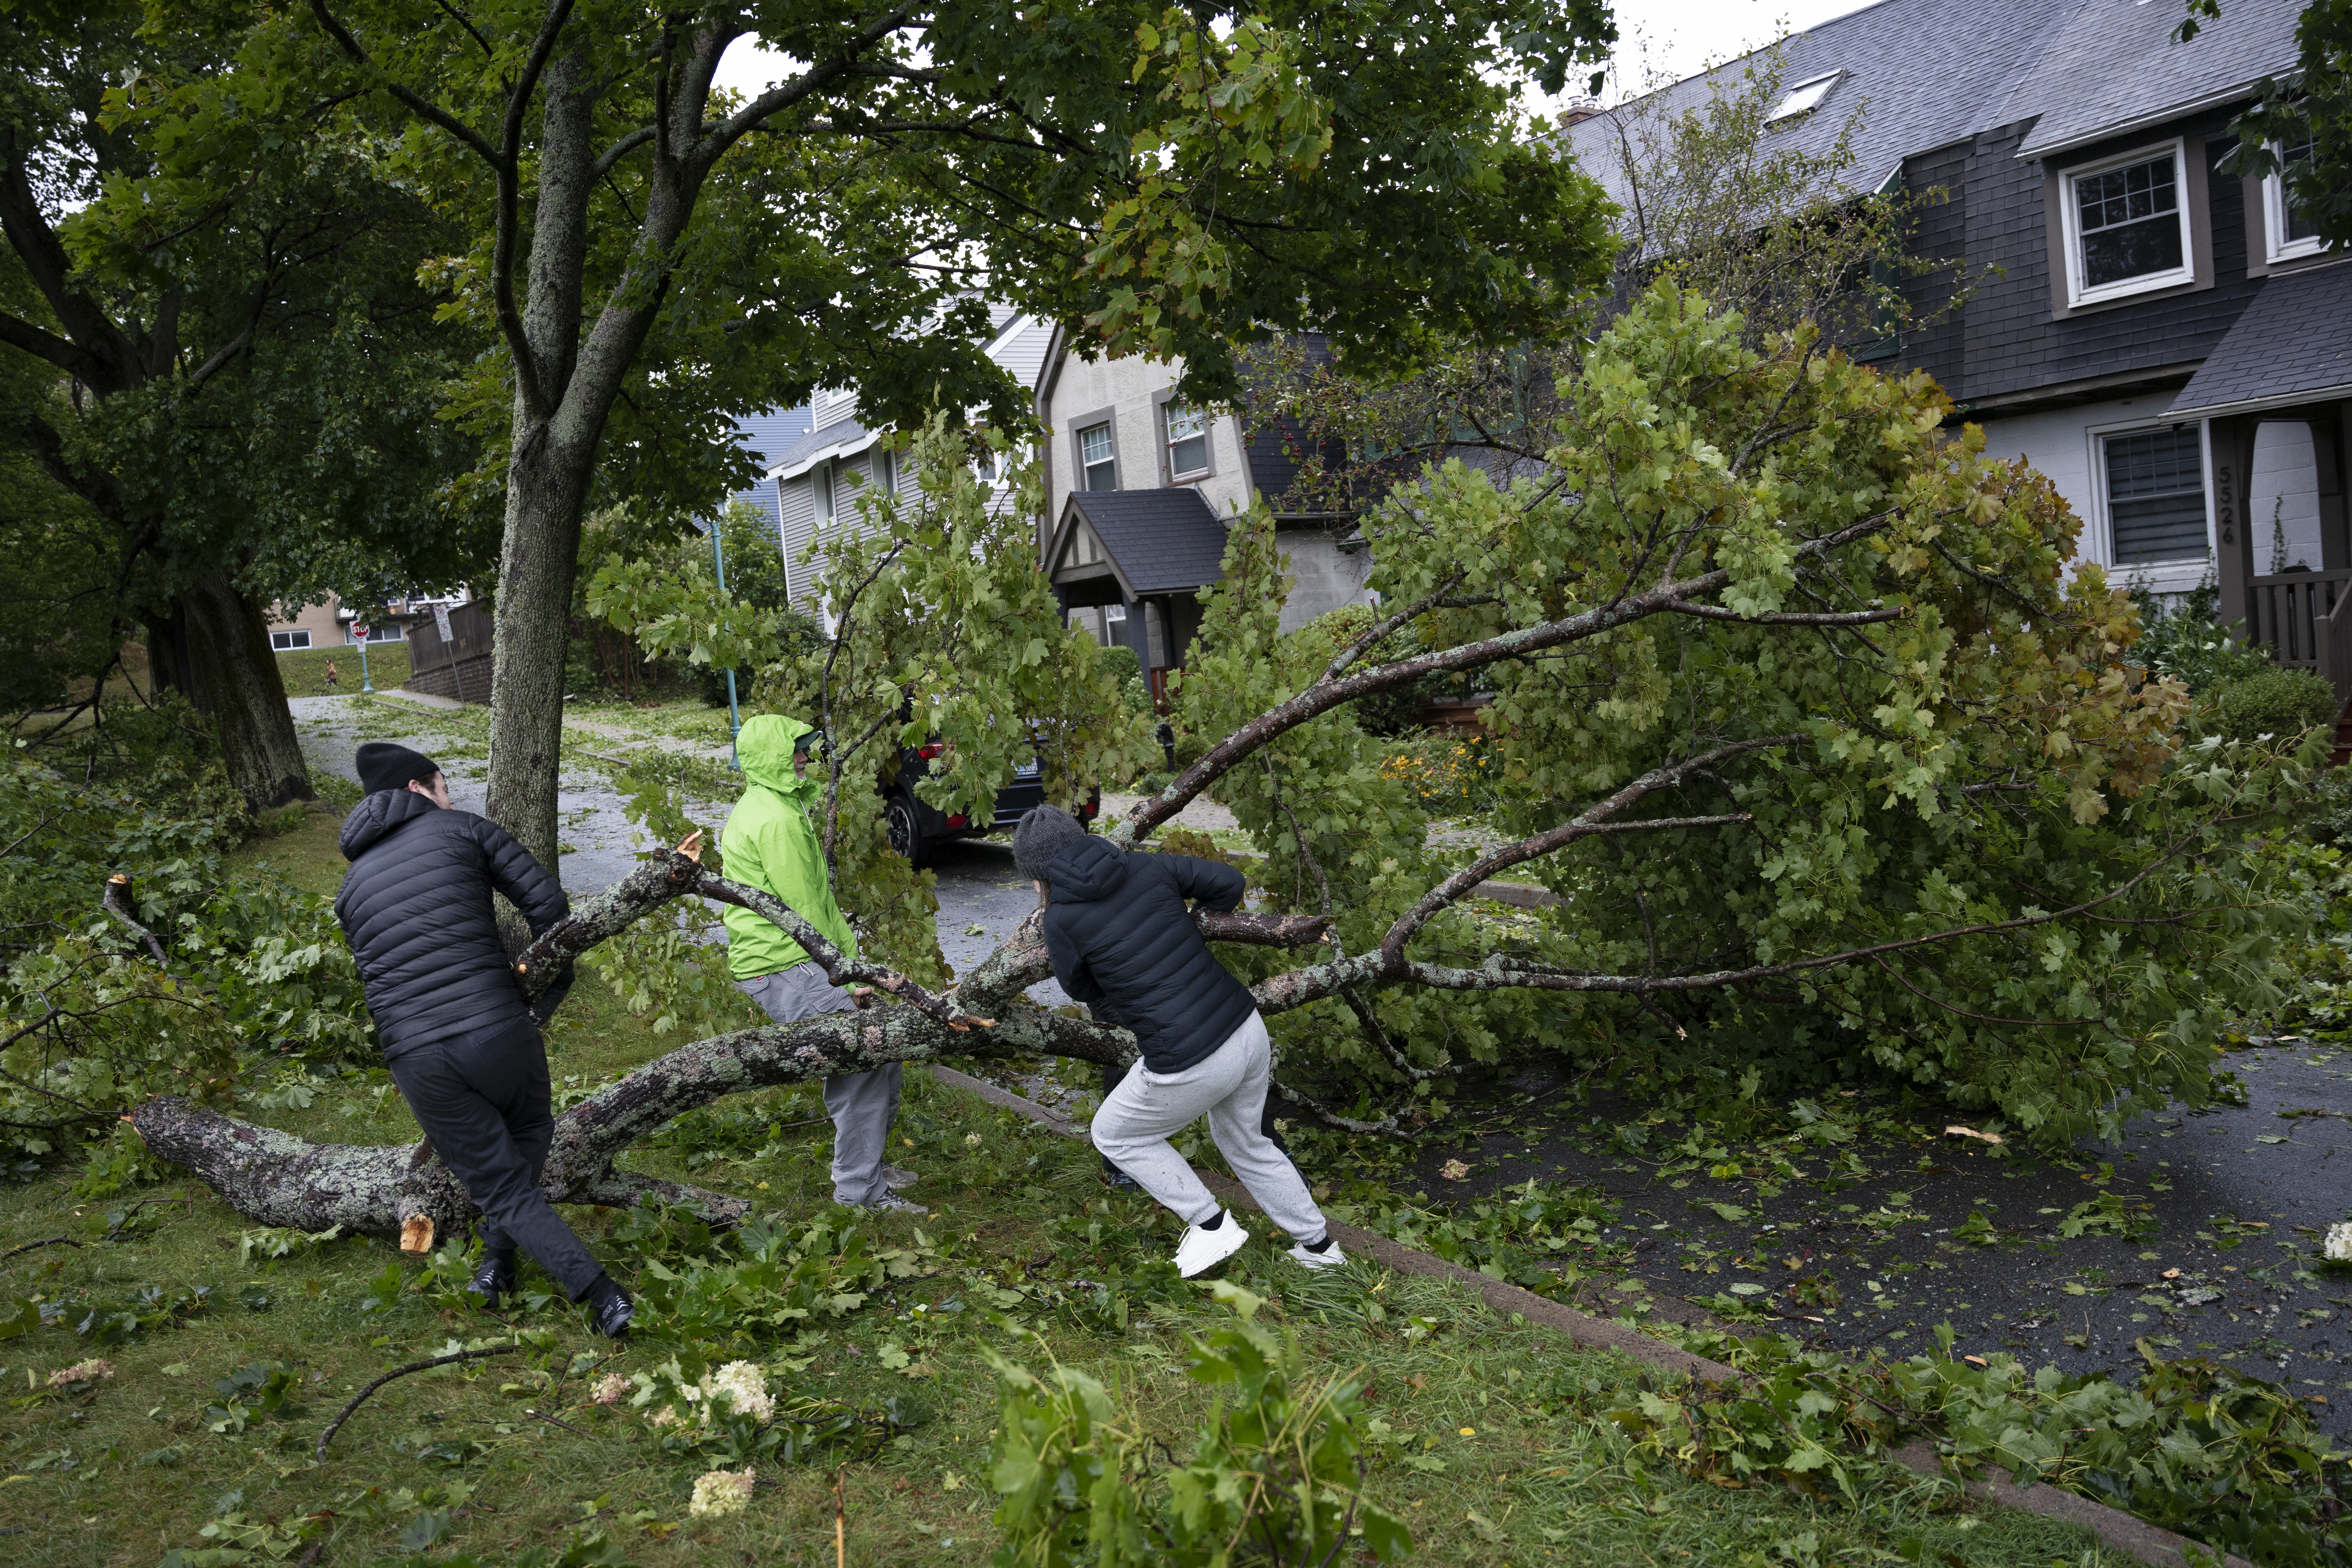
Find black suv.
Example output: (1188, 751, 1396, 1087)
(882, 742, 1100, 867)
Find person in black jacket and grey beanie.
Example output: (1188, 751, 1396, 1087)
(334, 741, 635, 1336)
(1013, 805, 1343, 1278)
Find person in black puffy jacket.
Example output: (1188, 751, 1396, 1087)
(1014, 805, 1343, 1279)
(334, 741, 632, 1335)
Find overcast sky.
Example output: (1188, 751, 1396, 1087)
(710, 0, 1880, 112)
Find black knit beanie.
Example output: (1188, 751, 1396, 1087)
(356, 741, 442, 797)
(1011, 805, 1087, 882)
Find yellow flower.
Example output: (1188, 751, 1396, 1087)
(1459, 1426, 1477, 1437)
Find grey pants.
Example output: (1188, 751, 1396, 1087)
(1090, 1010, 1328, 1244)
(739, 963, 901, 1206)
(387, 1016, 604, 1299)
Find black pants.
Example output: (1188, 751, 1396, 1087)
(388, 1016, 603, 1299)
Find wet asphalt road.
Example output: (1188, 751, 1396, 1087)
(1421, 1039, 2352, 1433)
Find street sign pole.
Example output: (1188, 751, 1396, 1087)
(353, 625, 375, 693)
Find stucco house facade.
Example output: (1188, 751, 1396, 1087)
(1032, 327, 1373, 695)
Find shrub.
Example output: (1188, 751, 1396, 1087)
(2204, 667, 2342, 744)
(987, 1283, 1412, 1566)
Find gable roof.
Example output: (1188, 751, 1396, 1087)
(2168, 261, 2352, 418)
(1053, 489, 1229, 597)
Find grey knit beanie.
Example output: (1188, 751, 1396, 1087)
(1011, 805, 1087, 881)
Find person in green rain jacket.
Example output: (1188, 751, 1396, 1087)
(722, 714, 921, 1212)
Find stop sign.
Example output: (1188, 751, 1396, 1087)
(353, 624, 371, 641)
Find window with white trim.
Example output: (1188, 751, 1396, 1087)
(2264, 136, 2328, 263)
(1079, 423, 1118, 491)
(1164, 402, 1209, 479)
(1766, 71, 1842, 124)
(814, 461, 834, 528)
(2061, 141, 2195, 305)
(270, 629, 312, 650)
(2102, 426, 2209, 565)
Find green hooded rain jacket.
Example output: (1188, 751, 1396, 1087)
(719, 714, 858, 979)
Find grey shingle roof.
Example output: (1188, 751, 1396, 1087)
(1566, 0, 2300, 200)
(1564, 0, 2079, 205)
(2005, 0, 2300, 157)
(1064, 489, 1229, 595)
(2168, 262, 2352, 417)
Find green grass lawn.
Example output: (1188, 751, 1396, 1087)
(0, 813, 2128, 1567)
(272, 643, 416, 699)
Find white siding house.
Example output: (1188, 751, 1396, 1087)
(764, 307, 1056, 617)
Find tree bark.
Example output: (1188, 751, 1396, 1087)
(127, 852, 1329, 1238)
(143, 568, 314, 811)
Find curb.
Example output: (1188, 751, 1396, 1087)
(926, 1063, 2253, 1568)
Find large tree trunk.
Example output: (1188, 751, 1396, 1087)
(127, 852, 1327, 1239)
(142, 568, 314, 811)
(482, 437, 592, 870)
(482, 45, 622, 870)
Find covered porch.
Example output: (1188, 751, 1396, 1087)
(2176, 262, 2352, 719)
(1045, 488, 1228, 706)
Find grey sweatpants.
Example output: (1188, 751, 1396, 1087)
(387, 1016, 604, 1299)
(739, 962, 901, 1206)
(1090, 1010, 1328, 1244)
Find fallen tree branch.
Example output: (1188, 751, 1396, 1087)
(0, 1234, 80, 1262)
(316, 1343, 518, 1462)
(101, 874, 170, 966)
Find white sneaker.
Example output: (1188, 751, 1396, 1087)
(880, 1163, 920, 1191)
(853, 1192, 925, 1215)
(1288, 1238, 1346, 1271)
(1173, 1212, 1250, 1277)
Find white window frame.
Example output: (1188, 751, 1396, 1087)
(1766, 70, 1843, 124)
(814, 460, 835, 530)
(270, 629, 312, 651)
(1163, 402, 1210, 481)
(2058, 139, 2197, 309)
(2082, 415, 2215, 577)
(2263, 149, 2328, 264)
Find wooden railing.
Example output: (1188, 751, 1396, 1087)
(2246, 567, 2352, 705)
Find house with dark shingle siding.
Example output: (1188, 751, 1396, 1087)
(1570, 0, 2349, 698)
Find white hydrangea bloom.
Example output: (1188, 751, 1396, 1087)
(689, 1467, 756, 1519)
(2325, 1222, 2352, 1263)
(705, 1361, 775, 1423)
(591, 1373, 632, 1405)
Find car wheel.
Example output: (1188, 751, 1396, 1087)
(885, 792, 929, 868)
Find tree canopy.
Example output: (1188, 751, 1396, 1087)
(0, 0, 487, 804)
(117, 0, 1624, 866)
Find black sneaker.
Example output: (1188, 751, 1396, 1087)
(467, 1252, 516, 1310)
(585, 1276, 634, 1338)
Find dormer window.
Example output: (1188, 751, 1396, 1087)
(2059, 139, 2196, 307)
(1767, 71, 1842, 123)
